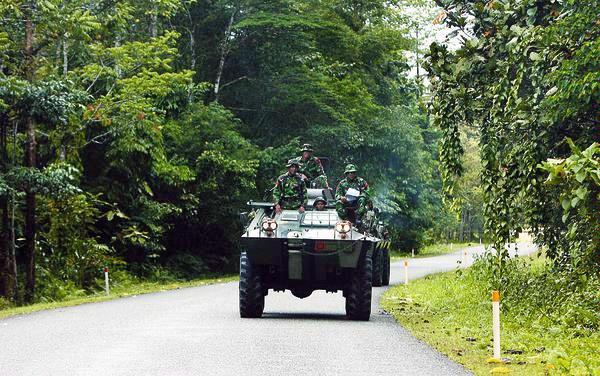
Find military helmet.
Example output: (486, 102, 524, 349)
(300, 143, 314, 152)
(286, 159, 300, 168)
(344, 164, 358, 174)
(313, 197, 327, 207)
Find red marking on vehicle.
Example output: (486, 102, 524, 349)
(315, 241, 326, 251)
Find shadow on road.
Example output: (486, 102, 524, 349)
(261, 312, 349, 321)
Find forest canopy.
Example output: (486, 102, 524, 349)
(1, 0, 596, 305)
(0, 0, 457, 303)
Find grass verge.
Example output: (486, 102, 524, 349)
(0, 274, 238, 320)
(381, 256, 599, 375)
(391, 242, 473, 259)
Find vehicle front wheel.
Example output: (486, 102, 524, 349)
(345, 253, 372, 321)
(239, 251, 264, 318)
(372, 247, 383, 287)
(382, 248, 390, 286)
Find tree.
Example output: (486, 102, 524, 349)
(426, 0, 599, 276)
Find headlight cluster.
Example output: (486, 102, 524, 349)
(335, 221, 351, 234)
(261, 219, 278, 232)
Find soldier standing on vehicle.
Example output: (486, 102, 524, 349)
(273, 159, 308, 214)
(293, 144, 328, 188)
(335, 164, 370, 222)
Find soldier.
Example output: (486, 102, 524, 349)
(335, 164, 370, 222)
(273, 159, 308, 214)
(363, 202, 379, 234)
(293, 144, 328, 188)
(312, 197, 327, 211)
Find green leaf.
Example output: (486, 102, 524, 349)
(561, 198, 571, 210)
(143, 181, 154, 196)
(575, 171, 586, 183)
(575, 187, 588, 199)
(571, 196, 579, 208)
(565, 138, 581, 154)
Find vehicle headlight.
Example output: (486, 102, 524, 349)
(262, 219, 278, 232)
(335, 221, 351, 234)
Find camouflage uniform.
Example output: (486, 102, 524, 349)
(363, 207, 378, 235)
(293, 156, 327, 187)
(273, 171, 308, 210)
(293, 144, 328, 188)
(335, 164, 370, 221)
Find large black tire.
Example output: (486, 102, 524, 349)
(239, 251, 264, 318)
(345, 253, 372, 321)
(372, 247, 383, 287)
(382, 248, 390, 286)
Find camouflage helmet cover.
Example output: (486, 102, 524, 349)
(286, 159, 300, 168)
(300, 143, 314, 152)
(312, 196, 327, 207)
(344, 164, 358, 174)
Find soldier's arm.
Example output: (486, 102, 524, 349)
(273, 179, 282, 204)
(335, 181, 343, 201)
(335, 181, 348, 203)
(315, 157, 325, 176)
(314, 158, 329, 187)
(301, 180, 308, 207)
(362, 180, 371, 199)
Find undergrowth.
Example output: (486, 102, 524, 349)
(382, 255, 599, 375)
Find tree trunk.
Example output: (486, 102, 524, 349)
(24, 116, 36, 303)
(62, 35, 68, 77)
(0, 114, 13, 299)
(189, 29, 196, 71)
(114, 35, 122, 78)
(150, 9, 158, 38)
(415, 26, 420, 79)
(466, 209, 472, 242)
(0, 198, 11, 298)
(213, 10, 236, 102)
(459, 210, 465, 242)
(23, 12, 37, 303)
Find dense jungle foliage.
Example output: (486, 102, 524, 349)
(427, 0, 598, 278)
(0, 0, 596, 307)
(0, 0, 477, 304)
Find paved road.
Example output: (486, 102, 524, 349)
(0, 243, 536, 376)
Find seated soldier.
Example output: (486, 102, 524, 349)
(335, 164, 370, 223)
(312, 197, 327, 211)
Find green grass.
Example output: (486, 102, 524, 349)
(391, 242, 474, 259)
(381, 257, 599, 375)
(0, 274, 238, 320)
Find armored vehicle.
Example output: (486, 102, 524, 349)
(239, 188, 379, 320)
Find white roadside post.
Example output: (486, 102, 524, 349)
(463, 249, 468, 266)
(492, 290, 501, 359)
(104, 267, 110, 295)
(450, 243, 453, 251)
(411, 249, 415, 258)
(404, 260, 409, 285)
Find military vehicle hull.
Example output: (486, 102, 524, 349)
(243, 235, 373, 293)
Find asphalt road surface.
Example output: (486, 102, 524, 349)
(0, 243, 536, 376)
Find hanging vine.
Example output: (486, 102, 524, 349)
(427, 0, 599, 279)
